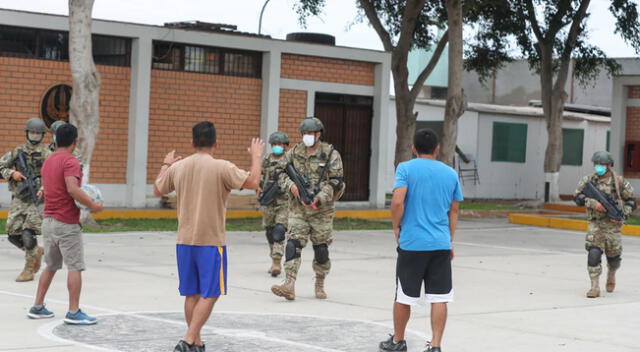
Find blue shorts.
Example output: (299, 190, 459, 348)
(176, 244, 227, 298)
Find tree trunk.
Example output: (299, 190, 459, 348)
(68, 0, 100, 184)
(392, 53, 417, 167)
(440, 0, 465, 167)
(539, 44, 566, 202)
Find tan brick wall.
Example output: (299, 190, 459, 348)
(147, 70, 262, 183)
(278, 89, 307, 145)
(281, 54, 375, 86)
(0, 57, 130, 184)
(628, 86, 640, 99)
(625, 106, 640, 178)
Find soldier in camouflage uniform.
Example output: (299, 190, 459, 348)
(259, 131, 290, 277)
(574, 151, 636, 298)
(48, 120, 67, 152)
(271, 117, 345, 300)
(0, 118, 51, 282)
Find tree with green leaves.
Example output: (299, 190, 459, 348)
(466, 0, 640, 200)
(294, 0, 465, 167)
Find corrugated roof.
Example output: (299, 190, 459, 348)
(409, 98, 611, 123)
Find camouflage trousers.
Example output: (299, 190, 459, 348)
(284, 203, 335, 278)
(263, 202, 288, 259)
(6, 196, 42, 236)
(585, 220, 623, 278)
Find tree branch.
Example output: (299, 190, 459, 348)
(410, 29, 449, 102)
(547, 0, 573, 37)
(358, 0, 394, 51)
(524, 0, 544, 42)
(396, 0, 429, 55)
(554, 0, 591, 92)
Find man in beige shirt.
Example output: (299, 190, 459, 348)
(154, 121, 263, 352)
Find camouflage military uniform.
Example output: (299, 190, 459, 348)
(1, 143, 50, 235)
(260, 153, 289, 264)
(0, 142, 50, 281)
(575, 172, 635, 296)
(272, 141, 344, 299)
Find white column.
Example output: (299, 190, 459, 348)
(260, 50, 281, 141)
(370, 58, 392, 208)
(126, 36, 152, 207)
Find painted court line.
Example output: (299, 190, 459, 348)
(1, 290, 425, 352)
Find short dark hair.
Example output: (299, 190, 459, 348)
(192, 121, 216, 148)
(414, 128, 439, 155)
(56, 123, 78, 147)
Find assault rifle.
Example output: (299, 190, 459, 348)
(15, 151, 40, 205)
(285, 163, 318, 210)
(258, 169, 283, 206)
(582, 181, 625, 221)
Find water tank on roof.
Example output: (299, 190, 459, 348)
(286, 32, 335, 46)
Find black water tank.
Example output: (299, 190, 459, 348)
(286, 32, 335, 46)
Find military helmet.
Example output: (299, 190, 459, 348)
(268, 131, 290, 145)
(24, 118, 46, 133)
(50, 120, 67, 133)
(591, 151, 614, 164)
(299, 117, 324, 133)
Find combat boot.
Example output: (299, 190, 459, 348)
(315, 275, 327, 299)
(586, 275, 600, 298)
(33, 246, 44, 273)
(16, 252, 36, 282)
(606, 268, 617, 293)
(269, 257, 282, 277)
(271, 271, 296, 300)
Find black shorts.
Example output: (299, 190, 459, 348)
(395, 248, 453, 305)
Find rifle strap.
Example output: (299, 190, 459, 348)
(611, 170, 625, 209)
(316, 147, 335, 189)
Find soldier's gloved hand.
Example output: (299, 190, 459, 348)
(595, 202, 606, 213)
(11, 171, 26, 182)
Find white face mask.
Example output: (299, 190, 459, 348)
(27, 132, 43, 144)
(303, 134, 315, 147)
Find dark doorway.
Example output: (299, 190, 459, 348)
(314, 93, 373, 201)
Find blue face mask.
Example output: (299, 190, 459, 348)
(272, 145, 284, 155)
(594, 165, 607, 176)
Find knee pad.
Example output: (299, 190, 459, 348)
(285, 239, 302, 262)
(272, 224, 287, 243)
(21, 229, 37, 250)
(7, 234, 24, 249)
(607, 255, 622, 269)
(313, 243, 329, 264)
(587, 247, 603, 267)
(265, 226, 274, 244)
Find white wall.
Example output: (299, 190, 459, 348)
(384, 99, 611, 200)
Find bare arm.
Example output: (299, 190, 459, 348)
(65, 176, 102, 212)
(153, 150, 181, 197)
(391, 187, 407, 243)
(449, 201, 459, 243)
(241, 138, 265, 190)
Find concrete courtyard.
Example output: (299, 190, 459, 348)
(0, 219, 639, 352)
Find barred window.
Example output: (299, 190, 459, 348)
(0, 25, 131, 66)
(152, 41, 261, 78)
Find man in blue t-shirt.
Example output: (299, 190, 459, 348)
(379, 128, 463, 352)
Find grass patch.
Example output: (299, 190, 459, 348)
(0, 217, 391, 233)
(625, 217, 640, 226)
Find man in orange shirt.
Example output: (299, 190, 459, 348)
(154, 121, 264, 352)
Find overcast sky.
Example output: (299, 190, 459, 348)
(0, 0, 637, 57)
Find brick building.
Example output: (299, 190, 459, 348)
(612, 70, 640, 190)
(0, 9, 391, 208)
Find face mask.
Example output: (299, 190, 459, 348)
(27, 132, 43, 145)
(53, 136, 57, 145)
(272, 145, 284, 155)
(303, 134, 315, 147)
(594, 165, 607, 176)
